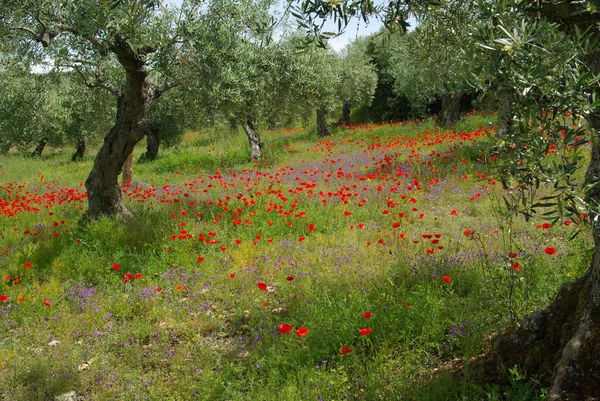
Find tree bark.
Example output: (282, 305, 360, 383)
(483, 4, 600, 400)
(140, 127, 160, 162)
(341, 102, 351, 126)
(0, 141, 10, 155)
(121, 151, 134, 186)
(242, 115, 263, 161)
(497, 87, 516, 137)
(31, 137, 47, 157)
(316, 108, 331, 137)
(83, 36, 152, 220)
(440, 93, 462, 126)
(71, 120, 86, 162)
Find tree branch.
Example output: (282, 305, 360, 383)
(61, 64, 121, 97)
(153, 81, 180, 99)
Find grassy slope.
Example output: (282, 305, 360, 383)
(0, 113, 592, 400)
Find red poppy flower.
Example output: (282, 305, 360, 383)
(544, 247, 557, 255)
(296, 327, 309, 337)
(229, 273, 236, 278)
(308, 223, 315, 232)
(463, 230, 472, 236)
(25, 262, 32, 268)
(359, 328, 372, 336)
(278, 323, 292, 334)
(286, 275, 294, 281)
(134, 273, 142, 279)
(507, 252, 518, 258)
(235, 239, 242, 245)
(123, 273, 133, 284)
(363, 311, 372, 319)
(2, 276, 9, 281)
(441, 276, 451, 283)
(343, 211, 352, 216)
(112, 263, 121, 271)
(257, 282, 267, 291)
(197, 256, 204, 262)
(262, 301, 270, 307)
(43, 300, 51, 307)
(0, 295, 8, 302)
(176, 285, 183, 291)
(340, 345, 352, 355)
(18, 296, 24, 303)
(155, 287, 162, 292)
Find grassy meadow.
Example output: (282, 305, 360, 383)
(0, 112, 592, 400)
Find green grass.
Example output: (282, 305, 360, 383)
(0, 112, 590, 400)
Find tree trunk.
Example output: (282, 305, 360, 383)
(84, 38, 153, 220)
(440, 93, 462, 126)
(71, 120, 86, 162)
(31, 137, 47, 158)
(484, 5, 600, 399)
(242, 115, 263, 161)
(1, 140, 12, 155)
(316, 108, 331, 137)
(229, 118, 237, 133)
(140, 127, 160, 162)
(341, 102, 351, 126)
(121, 151, 134, 186)
(497, 87, 516, 137)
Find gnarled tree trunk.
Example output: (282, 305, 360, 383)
(140, 127, 160, 161)
(242, 115, 263, 161)
(71, 120, 86, 161)
(341, 102, 351, 126)
(84, 37, 153, 220)
(440, 92, 462, 127)
(31, 137, 48, 158)
(121, 151, 134, 185)
(316, 108, 330, 137)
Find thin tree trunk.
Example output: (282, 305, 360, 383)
(242, 115, 263, 161)
(440, 92, 462, 126)
(71, 120, 86, 162)
(316, 108, 331, 137)
(141, 127, 160, 161)
(121, 151, 134, 185)
(1, 140, 12, 155)
(341, 102, 351, 126)
(229, 118, 237, 133)
(31, 137, 47, 158)
(497, 87, 515, 137)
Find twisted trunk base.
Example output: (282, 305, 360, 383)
(140, 128, 160, 162)
(71, 135, 85, 162)
(31, 138, 47, 158)
(242, 116, 263, 161)
(440, 93, 462, 127)
(316, 108, 330, 137)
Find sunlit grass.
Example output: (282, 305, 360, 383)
(0, 112, 590, 400)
